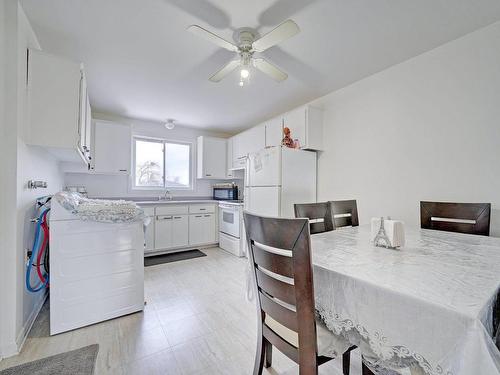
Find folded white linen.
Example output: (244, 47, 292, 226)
(370, 217, 405, 248)
(54, 191, 147, 224)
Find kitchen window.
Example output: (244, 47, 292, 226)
(133, 137, 193, 190)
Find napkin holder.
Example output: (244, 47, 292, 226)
(372, 217, 404, 249)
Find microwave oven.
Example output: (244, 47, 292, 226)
(213, 186, 238, 201)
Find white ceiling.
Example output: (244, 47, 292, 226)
(20, 0, 500, 133)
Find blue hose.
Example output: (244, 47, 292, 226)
(26, 208, 50, 293)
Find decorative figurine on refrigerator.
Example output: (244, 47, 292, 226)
(281, 127, 295, 148)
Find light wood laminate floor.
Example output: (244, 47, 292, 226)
(0, 247, 362, 374)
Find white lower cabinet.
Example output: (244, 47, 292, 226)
(203, 214, 216, 244)
(150, 203, 217, 253)
(154, 215, 173, 249)
(189, 215, 205, 246)
(172, 215, 189, 248)
(189, 213, 216, 246)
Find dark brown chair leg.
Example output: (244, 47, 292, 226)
(342, 352, 350, 375)
(253, 334, 266, 375)
(264, 339, 272, 368)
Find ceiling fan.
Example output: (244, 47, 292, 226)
(187, 20, 300, 85)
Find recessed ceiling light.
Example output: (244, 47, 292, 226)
(164, 119, 175, 130)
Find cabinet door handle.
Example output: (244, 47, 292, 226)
(205, 174, 212, 177)
(173, 216, 182, 219)
(199, 208, 206, 211)
(237, 156, 246, 160)
(119, 169, 127, 172)
(204, 215, 211, 217)
(157, 216, 172, 220)
(195, 215, 202, 218)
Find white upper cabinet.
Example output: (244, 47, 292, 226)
(83, 92, 92, 157)
(91, 120, 131, 174)
(226, 137, 235, 178)
(283, 105, 324, 150)
(245, 125, 266, 155)
(78, 74, 92, 163)
(232, 125, 266, 167)
(27, 49, 91, 164)
(265, 116, 283, 147)
(197, 136, 227, 179)
(231, 133, 246, 168)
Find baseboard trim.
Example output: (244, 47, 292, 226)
(0, 341, 18, 362)
(14, 291, 48, 357)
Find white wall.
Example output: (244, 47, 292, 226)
(64, 113, 242, 198)
(0, 0, 17, 359)
(316, 21, 500, 236)
(0, 1, 64, 359)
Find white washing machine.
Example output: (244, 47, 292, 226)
(49, 198, 144, 335)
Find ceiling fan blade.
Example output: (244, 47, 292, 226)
(187, 25, 238, 52)
(253, 58, 287, 82)
(209, 60, 241, 82)
(252, 19, 300, 52)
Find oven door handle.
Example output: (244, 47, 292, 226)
(219, 204, 237, 210)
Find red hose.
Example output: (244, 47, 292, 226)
(36, 213, 49, 285)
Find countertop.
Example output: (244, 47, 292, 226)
(135, 199, 219, 206)
(89, 196, 244, 206)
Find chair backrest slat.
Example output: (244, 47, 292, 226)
(262, 324, 299, 363)
(330, 200, 359, 228)
(420, 201, 491, 236)
(260, 291, 298, 332)
(256, 268, 296, 306)
(253, 244, 294, 278)
(294, 202, 334, 234)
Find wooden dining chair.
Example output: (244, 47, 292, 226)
(244, 212, 355, 375)
(330, 200, 359, 228)
(420, 201, 491, 236)
(494, 292, 500, 349)
(294, 202, 334, 234)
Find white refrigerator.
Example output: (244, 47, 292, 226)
(244, 146, 317, 218)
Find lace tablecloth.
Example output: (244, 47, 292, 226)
(311, 226, 500, 375)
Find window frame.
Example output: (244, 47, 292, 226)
(131, 136, 194, 191)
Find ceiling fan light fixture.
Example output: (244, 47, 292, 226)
(188, 20, 299, 84)
(240, 68, 250, 79)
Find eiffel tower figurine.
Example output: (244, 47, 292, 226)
(374, 216, 392, 248)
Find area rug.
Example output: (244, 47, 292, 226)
(0, 344, 99, 375)
(144, 249, 206, 266)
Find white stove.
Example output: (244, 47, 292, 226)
(218, 201, 245, 257)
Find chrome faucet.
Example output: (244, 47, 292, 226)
(159, 189, 173, 201)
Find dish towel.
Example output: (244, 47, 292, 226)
(370, 217, 405, 248)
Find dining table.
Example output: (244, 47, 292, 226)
(311, 225, 500, 375)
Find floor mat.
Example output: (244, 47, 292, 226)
(144, 249, 206, 266)
(0, 345, 99, 375)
